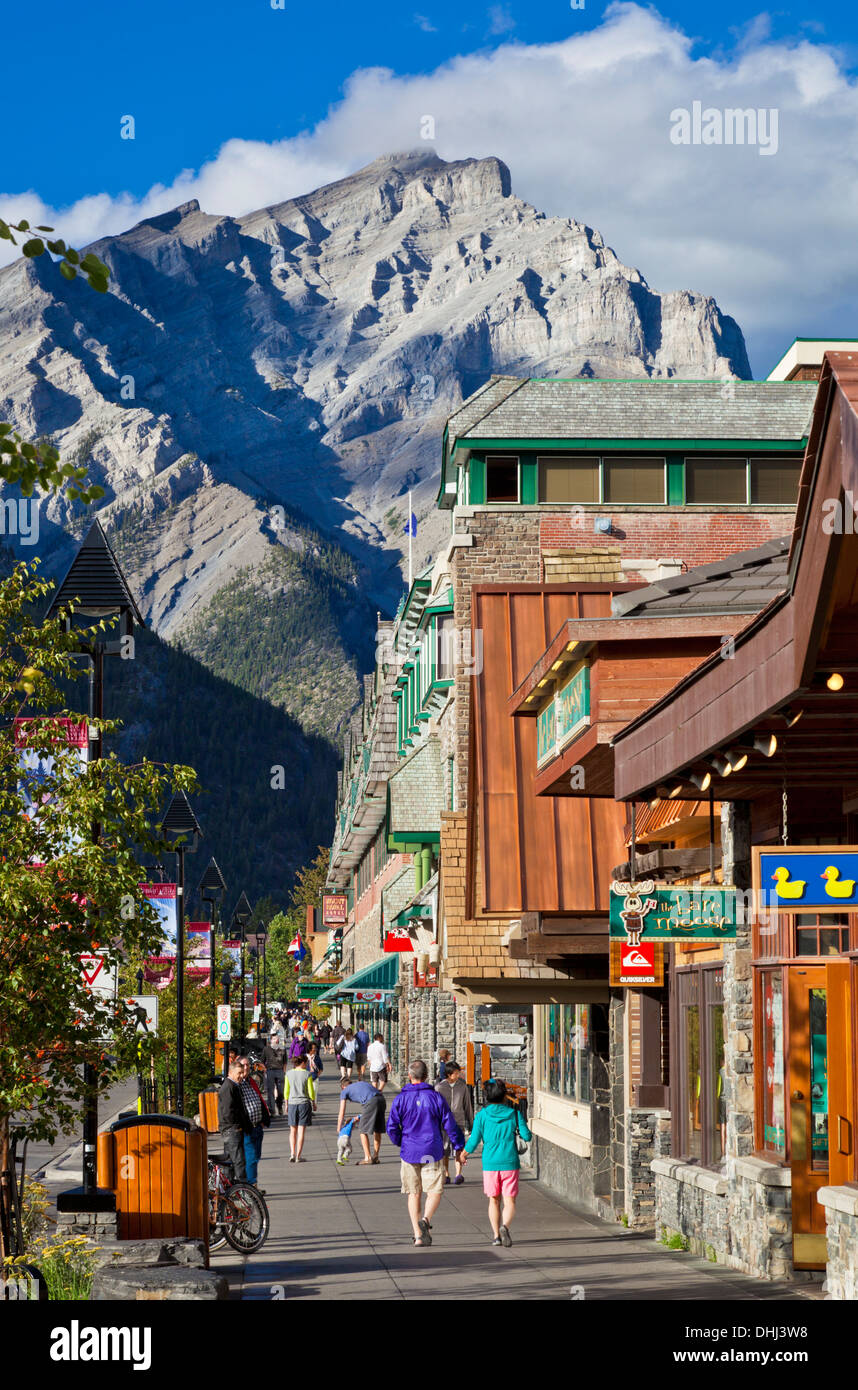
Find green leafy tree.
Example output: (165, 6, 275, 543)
(0, 219, 108, 503)
(265, 847, 331, 1002)
(0, 560, 197, 1258)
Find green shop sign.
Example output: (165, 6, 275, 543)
(536, 665, 590, 766)
(610, 880, 738, 942)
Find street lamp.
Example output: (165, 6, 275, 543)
(47, 519, 145, 1205)
(232, 891, 253, 1040)
(199, 857, 227, 1078)
(255, 919, 269, 1019)
(160, 790, 202, 1117)
(220, 968, 233, 1080)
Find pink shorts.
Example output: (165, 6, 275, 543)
(482, 1169, 519, 1198)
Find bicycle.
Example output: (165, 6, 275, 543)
(208, 1154, 270, 1254)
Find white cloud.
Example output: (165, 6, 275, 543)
(487, 4, 516, 36)
(3, 1, 858, 372)
(414, 13, 438, 33)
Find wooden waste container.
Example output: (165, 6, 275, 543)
(198, 1088, 220, 1134)
(97, 1114, 208, 1248)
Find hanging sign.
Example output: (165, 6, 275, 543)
(609, 940, 665, 987)
(610, 881, 737, 943)
(322, 894, 348, 926)
(15, 717, 89, 863)
(414, 961, 438, 988)
(222, 939, 242, 978)
(755, 846, 858, 911)
(354, 989, 386, 1003)
(384, 928, 414, 953)
(140, 883, 178, 955)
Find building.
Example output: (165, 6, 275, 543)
(612, 350, 858, 1294)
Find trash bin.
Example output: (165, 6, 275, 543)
(96, 1114, 208, 1246)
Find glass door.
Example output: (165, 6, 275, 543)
(787, 966, 829, 1269)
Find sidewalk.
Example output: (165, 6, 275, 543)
(211, 1074, 805, 1301)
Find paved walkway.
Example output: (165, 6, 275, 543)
(211, 1073, 805, 1301)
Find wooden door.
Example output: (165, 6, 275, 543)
(827, 960, 855, 1187)
(788, 967, 829, 1269)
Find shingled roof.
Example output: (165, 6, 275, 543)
(446, 376, 817, 445)
(611, 537, 791, 618)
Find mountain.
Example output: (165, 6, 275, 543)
(0, 151, 751, 898)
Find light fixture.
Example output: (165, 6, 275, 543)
(753, 733, 778, 757)
(827, 673, 845, 692)
(725, 747, 749, 772)
(709, 754, 733, 777)
(667, 783, 684, 799)
(689, 771, 712, 792)
(781, 706, 803, 727)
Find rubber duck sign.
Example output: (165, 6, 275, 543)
(755, 848, 858, 910)
(609, 880, 738, 942)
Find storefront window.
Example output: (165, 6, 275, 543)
(674, 965, 724, 1167)
(761, 970, 786, 1156)
(540, 1004, 592, 1102)
(809, 987, 829, 1169)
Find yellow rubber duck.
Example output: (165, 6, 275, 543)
(772, 867, 806, 899)
(823, 865, 856, 898)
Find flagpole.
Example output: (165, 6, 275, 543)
(408, 490, 413, 591)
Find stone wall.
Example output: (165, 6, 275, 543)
(535, 1133, 602, 1211)
(818, 1188, 858, 1301)
(652, 1156, 796, 1279)
(626, 1110, 671, 1229)
(609, 992, 625, 1214)
(652, 1159, 730, 1259)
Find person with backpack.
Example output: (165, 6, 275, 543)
(461, 1078, 532, 1247)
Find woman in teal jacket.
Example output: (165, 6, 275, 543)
(462, 1079, 532, 1247)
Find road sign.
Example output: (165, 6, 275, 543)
(216, 1004, 232, 1041)
(80, 953, 105, 986)
(354, 989, 386, 1003)
(128, 994, 159, 1034)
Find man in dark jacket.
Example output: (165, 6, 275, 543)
(387, 1059, 464, 1246)
(262, 1037, 287, 1115)
(218, 1059, 251, 1180)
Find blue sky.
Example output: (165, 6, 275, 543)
(4, 1, 858, 372)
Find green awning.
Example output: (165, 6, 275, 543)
(392, 903, 433, 928)
(317, 955, 399, 1001)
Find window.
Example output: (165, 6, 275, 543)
(603, 456, 665, 503)
(485, 455, 519, 503)
(686, 456, 747, 504)
(435, 613, 455, 680)
(751, 458, 801, 504)
(539, 456, 599, 503)
(673, 964, 725, 1166)
(760, 969, 786, 1156)
(794, 912, 850, 957)
(540, 1004, 592, 1102)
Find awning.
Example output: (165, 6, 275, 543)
(391, 903, 433, 928)
(317, 955, 399, 1001)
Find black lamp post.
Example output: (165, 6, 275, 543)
(232, 892, 253, 1040)
(160, 791, 202, 1117)
(256, 921, 269, 1017)
(47, 520, 145, 1204)
(199, 857, 227, 1079)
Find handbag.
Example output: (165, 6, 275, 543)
(512, 1108, 528, 1155)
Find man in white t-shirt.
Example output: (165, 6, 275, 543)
(366, 1033, 391, 1091)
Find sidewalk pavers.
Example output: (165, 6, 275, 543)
(211, 1073, 805, 1301)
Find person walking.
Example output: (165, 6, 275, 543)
(354, 1022, 370, 1079)
(337, 1077, 386, 1164)
(284, 1053, 317, 1162)
(289, 1027, 308, 1062)
(437, 1048, 452, 1081)
(461, 1079, 532, 1247)
(320, 1021, 332, 1053)
(307, 1040, 324, 1090)
(435, 1061, 474, 1185)
(262, 1034, 287, 1116)
(237, 1055, 271, 1193)
(386, 1059, 464, 1246)
(366, 1033, 391, 1091)
(338, 1029, 357, 1080)
(331, 1021, 345, 1058)
(218, 1059, 251, 1180)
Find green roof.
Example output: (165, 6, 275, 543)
(316, 954, 398, 1001)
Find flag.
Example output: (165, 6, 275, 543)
(287, 935, 308, 963)
(403, 513, 417, 537)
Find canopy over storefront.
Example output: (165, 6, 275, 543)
(317, 955, 399, 1001)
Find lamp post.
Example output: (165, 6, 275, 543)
(255, 920, 269, 1019)
(199, 857, 227, 1079)
(160, 791, 203, 1117)
(47, 520, 145, 1203)
(232, 892, 253, 1041)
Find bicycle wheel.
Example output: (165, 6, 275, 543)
(209, 1196, 231, 1252)
(223, 1182, 270, 1253)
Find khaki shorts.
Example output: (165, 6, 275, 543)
(400, 1159, 445, 1196)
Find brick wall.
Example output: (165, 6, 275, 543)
(540, 508, 790, 578)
